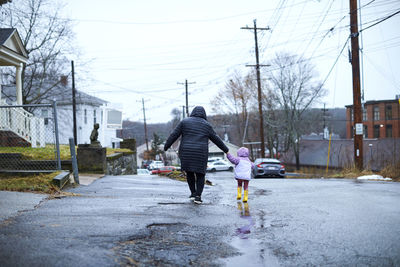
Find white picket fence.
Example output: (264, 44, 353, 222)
(0, 99, 45, 147)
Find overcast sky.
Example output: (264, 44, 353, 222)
(64, 0, 400, 123)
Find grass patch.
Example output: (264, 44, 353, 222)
(0, 172, 61, 193)
(287, 166, 378, 179)
(380, 161, 400, 181)
(328, 166, 375, 179)
(0, 145, 71, 160)
(165, 171, 186, 182)
(0, 145, 131, 160)
(106, 148, 131, 155)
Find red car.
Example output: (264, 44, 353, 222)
(151, 166, 176, 175)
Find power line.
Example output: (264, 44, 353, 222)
(360, 9, 400, 33)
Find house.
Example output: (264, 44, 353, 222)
(0, 28, 27, 106)
(0, 28, 35, 147)
(1, 77, 123, 148)
(346, 96, 400, 139)
(208, 141, 239, 160)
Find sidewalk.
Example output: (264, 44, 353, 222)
(0, 191, 47, 223)
(74, 173, 104, 186)
(0, 173, 103, 224)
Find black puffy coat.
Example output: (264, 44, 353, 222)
(164, 106, 229, 174)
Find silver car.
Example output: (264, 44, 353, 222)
(253, 158, 285, 178)
(207, 160, 234, 172)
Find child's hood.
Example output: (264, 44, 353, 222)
(237, 147, 249, 157)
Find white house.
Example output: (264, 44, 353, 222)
(1, 77, 123, 148)
(0, 28, 27, 105)
(208, 141, 240, 160)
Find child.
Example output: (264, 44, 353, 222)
(226, 147, 254, 202)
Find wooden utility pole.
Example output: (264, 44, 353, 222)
(141, 98, 149, 152)
(178, 80, 195, 117)
(241, 19, 270, 158)
(71, 61, 77, 144)
(350, 0, 363, 170)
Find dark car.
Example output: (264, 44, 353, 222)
(141, 160, 153, 169)
(253, 158, 285, 178)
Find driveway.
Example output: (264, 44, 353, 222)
(0, 172, 399, 266)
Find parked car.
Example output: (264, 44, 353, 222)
(141, 160, 153, 169)
(207, 160, 233, 172)
(151, 166, 176, 175)
(253, 158, 285, 178)
(137, 168, 151, 175)
(148, 160, 164, 170)
(208, 157, 223, 163)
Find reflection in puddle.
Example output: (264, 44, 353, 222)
(236, 202, 255, 239)
(225, 202, 280, 266)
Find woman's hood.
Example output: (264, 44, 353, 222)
(190, 106, 207, 120)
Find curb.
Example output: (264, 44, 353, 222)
(52, 171, 70, 189)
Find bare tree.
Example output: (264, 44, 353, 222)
(0, 0, 11, 6)
(0, 0, 75, 106)
(170, 108, 181, 129)
(211, 71, 256, 143)
(267, 52, 326, 169)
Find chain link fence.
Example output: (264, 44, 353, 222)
(0, 101, 61, 172)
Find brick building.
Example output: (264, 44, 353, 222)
(346, 97, 400, 139)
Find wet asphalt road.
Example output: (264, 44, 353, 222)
(0, 172, 400, 266)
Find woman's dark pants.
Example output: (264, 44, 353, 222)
(186, 171, 205, 197)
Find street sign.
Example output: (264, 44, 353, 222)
(355, 123, 363, 135)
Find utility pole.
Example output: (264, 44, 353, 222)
(321, 103, 329, 140)
(177, 79, 195, 117)
(241, 19, 270, 158)
(71, 61, 77, 144)
(350, 0, 363, 170)
(181, 105, 186, 119)
(322, 103, 327, 130)
(141, 98, 149, 152)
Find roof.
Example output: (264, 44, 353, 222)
(345, 99, 398, 108)
(0, 28, 15, 45)
(0, 28, 28, 63)
(209, 141, 239, 152)
(1, 83, 107, 107)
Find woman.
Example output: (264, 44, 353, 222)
(164, 106, 228, 204)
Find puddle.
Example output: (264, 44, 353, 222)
(235, 202, 254, 239)
(223, 202, 280, 266)
(157, 202, 187, 205)
(225, 237, 280, 266)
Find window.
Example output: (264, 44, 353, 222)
(362, 109, 367, 121)
(373, 106, 380, 121)
(84, 109, 87, 124)
(363, 125, 368, 138)
(385, 105, 392, 120)
(386, 124, 393, 138)
(101, 110, 103, 124)
(41, 109, 49, 125)
(93, 110, 97, 124)
(373, 125, 380, 138)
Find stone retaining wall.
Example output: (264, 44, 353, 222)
(106, 152, 137, 175)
